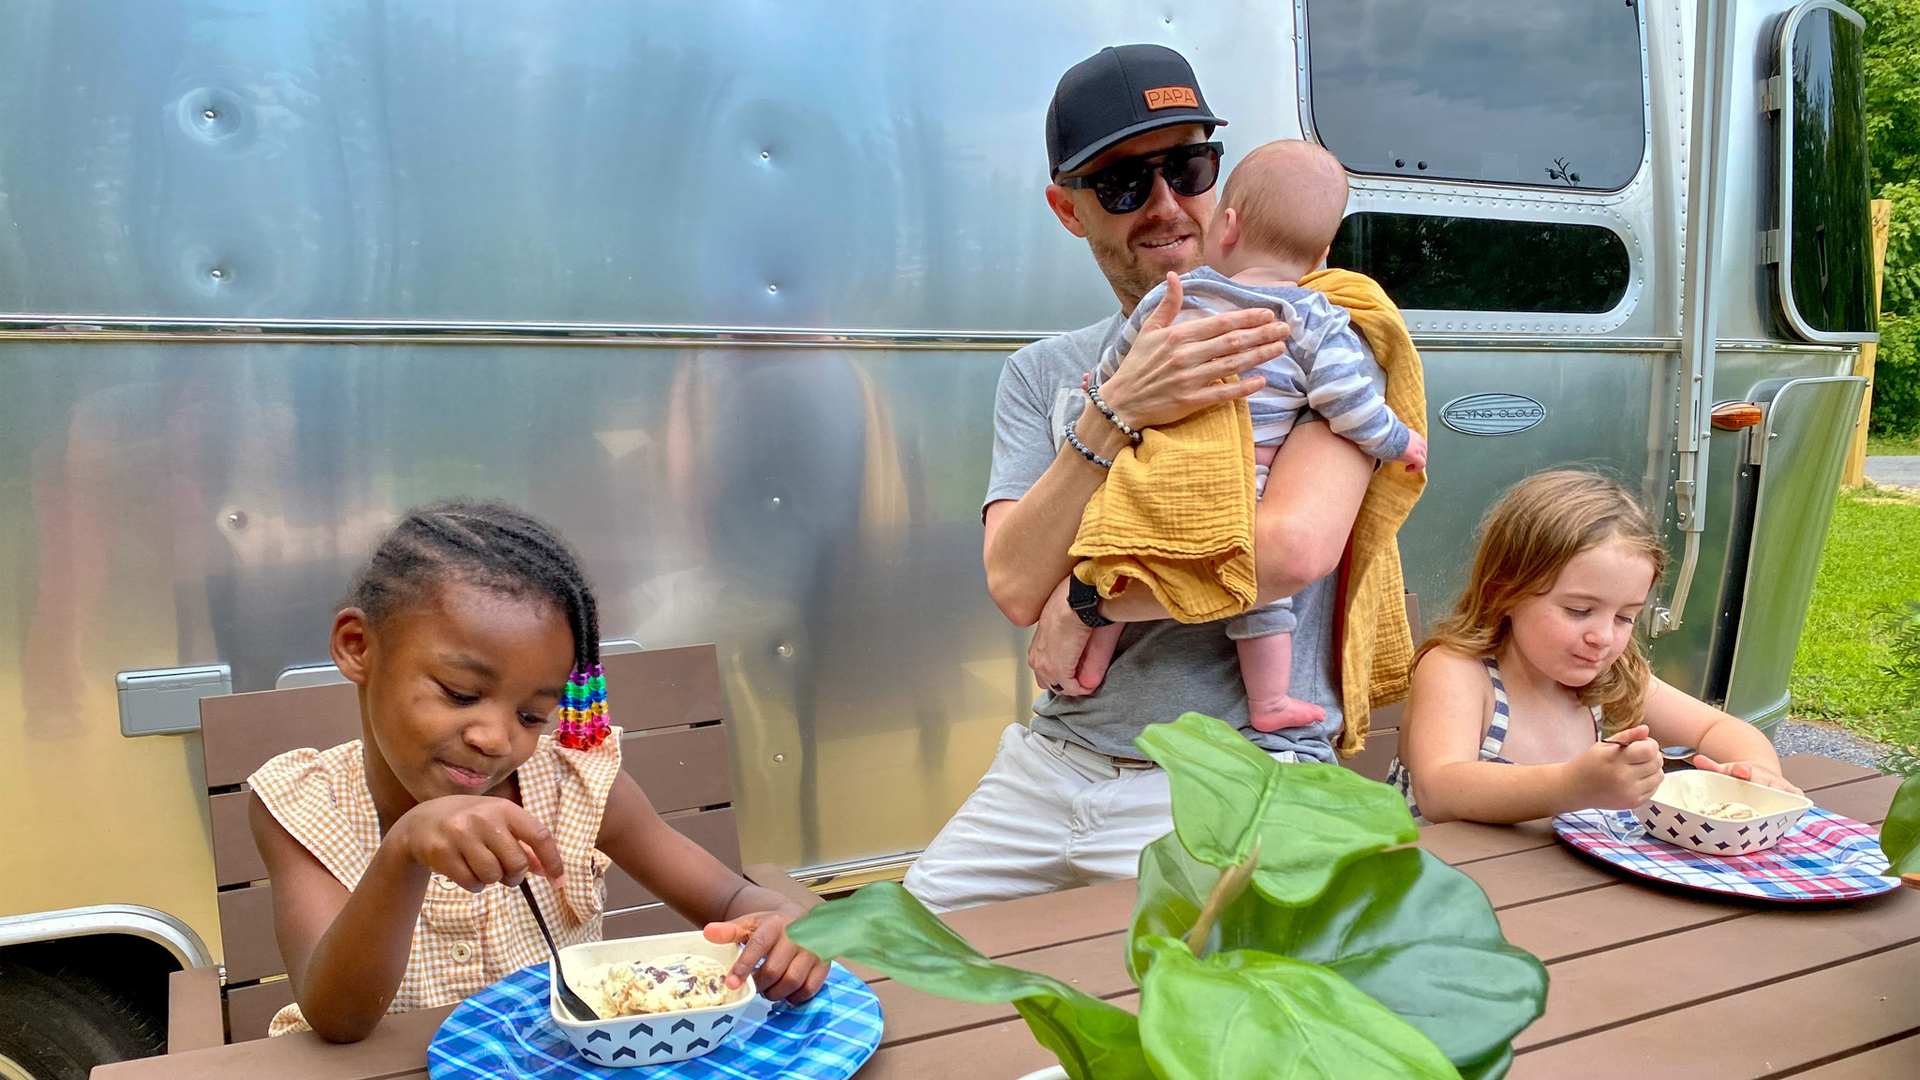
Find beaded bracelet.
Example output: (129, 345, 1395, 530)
(1064, 418, 1114, 468)
(1086, 384, 1142, 445)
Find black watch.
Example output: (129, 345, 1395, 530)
(1068, 575, 1114, 628)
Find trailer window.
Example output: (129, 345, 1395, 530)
(1774, 1, 1876, 341)
(1328, 214, 1630, 313)
(1304, 0, 1646, 191)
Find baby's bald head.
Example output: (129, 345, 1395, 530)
(1217, 140, 1349, 276)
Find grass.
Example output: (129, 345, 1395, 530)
(1868, 432, 1920, 457)
(1790, 486, 1920, 749)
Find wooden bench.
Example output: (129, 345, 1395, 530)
(167, 643, 816, 1050)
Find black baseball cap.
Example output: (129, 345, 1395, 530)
(1046, 44, 1227, 177)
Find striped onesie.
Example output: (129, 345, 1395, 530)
(1090, 266, 1415, 640)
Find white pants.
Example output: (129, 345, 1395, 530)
(902, 723, 1298, 913)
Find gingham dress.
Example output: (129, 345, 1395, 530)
(1386, 657, 1602, 820)
(249, 732, 622, 1036)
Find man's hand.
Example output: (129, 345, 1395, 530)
(1097, 272, 1290, 431)
(1028, 576, 1096, 696)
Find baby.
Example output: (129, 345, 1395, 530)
(1080, 139, 1427, 732)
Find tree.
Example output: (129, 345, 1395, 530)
(1857, 0, 1920, 436)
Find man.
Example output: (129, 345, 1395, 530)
(902, 44, 1382, 912)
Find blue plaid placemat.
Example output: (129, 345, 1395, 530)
(1554, 807, 1897, 902)
(427, 962, 883, 1079)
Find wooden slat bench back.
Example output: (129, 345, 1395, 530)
(195, 643, 747, 1043)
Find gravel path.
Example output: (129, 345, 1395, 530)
(1865, 455, 1920, 487)
(1773, 718, 1890, 771)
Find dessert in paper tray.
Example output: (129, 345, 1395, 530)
(578, 952, 734, 1017)
(1631, 770, 1813, 856)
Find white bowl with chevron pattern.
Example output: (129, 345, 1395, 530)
(1633, 770, 1814, 856)
(550, 931, 770, 1068)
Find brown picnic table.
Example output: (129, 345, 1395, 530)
(95, 752, 1920, 1080)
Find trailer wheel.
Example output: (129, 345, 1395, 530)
(0, 963, 163, 1080)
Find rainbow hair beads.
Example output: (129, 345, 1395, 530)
(556, 663, 610, 749)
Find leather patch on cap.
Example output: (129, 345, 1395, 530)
(1144, 86, 1199, 110)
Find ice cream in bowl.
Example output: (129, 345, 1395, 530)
(548, 930, 771, 1067)
(1632, 769, 1814, 856)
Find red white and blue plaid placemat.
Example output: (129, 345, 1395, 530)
(427, 962, 882, 1079)
(1554, 807, 1898, 902)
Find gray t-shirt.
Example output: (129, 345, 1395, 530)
(986, 312, 1386, 763)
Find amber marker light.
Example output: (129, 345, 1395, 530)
(1710, 402, 1765, 431)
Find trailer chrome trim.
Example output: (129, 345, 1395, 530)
(0, 317, 1052, 350)
(0, 316, 1862, 356)
(0, 905, 213, 970)
(783, 853, 922, 895)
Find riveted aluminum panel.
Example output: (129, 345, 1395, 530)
(1400, 345, 1674, 622)
(0, 0, 1870, 953)
(0, 0, 1315, 332)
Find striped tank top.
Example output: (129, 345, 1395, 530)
(1386, 656, 1603, 821)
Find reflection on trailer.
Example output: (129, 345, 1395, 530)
(0, 0, 1877, 1068)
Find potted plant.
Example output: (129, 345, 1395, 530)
(1879, 600, 1920, 890)
(788, 713, 1549, 1079)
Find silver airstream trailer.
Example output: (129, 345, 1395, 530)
(0, 0, 1877, 1066)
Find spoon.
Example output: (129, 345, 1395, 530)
(1660, 745, 1699, 771)
(519, 879, 602, 1022)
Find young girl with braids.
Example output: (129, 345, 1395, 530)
(1386, 471, 1802, 824)
(247, 500, 825, 1042)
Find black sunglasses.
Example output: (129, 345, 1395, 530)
(1058, 141, 1223, 215)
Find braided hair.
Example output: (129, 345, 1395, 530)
(348, 499, 610, 748)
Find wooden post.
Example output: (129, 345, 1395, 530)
(1843, 198, 1894, 487)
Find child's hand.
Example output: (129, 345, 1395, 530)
(1566, 725, 1663, 810)
(392, 796, 566, 893)
(1689, 754, 1804, 796)
(1401, 431, 1428, 473)
(703, 910, 830, 1005)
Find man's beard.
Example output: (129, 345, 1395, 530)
(1088, 212, 1206, 311)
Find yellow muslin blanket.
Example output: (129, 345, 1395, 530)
(1067, 269, 1427, 755)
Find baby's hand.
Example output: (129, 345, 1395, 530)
(1400, 431, 1428, 473)
(392, 796, 566, 893)
(1566, 725, 1663, 810)
(704, 910, 830, 1004)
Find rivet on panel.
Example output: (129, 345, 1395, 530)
(776, 643, 793, 657)
(760, 150, 770, 160)
(770, 496, 781, 508)
(209, 267, 226, 279)
(767, 283, 778, 293)
(223, 510, 247, 530)
(774, 753, 786, 763)
(203, 109, 219, 120)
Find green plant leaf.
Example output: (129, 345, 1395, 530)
(1135, 936, 1460, 1080)
(1454, 1046, 1516, 1080)
(1134, 713, 1418, 904)
(786, 882, 1151, 1080)
(1882, 773, 1920, 877)
(1131, 837, 1545, 1073)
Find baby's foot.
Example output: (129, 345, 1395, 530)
(1248, 695, 1326, 733)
